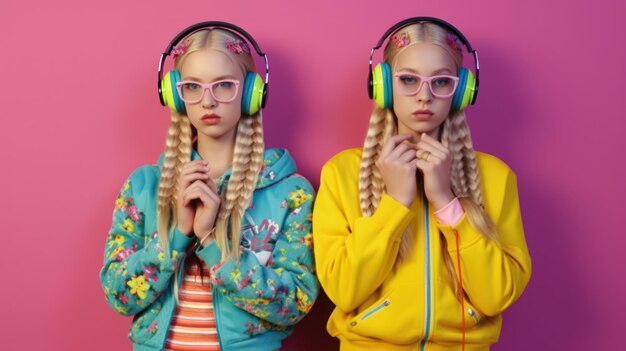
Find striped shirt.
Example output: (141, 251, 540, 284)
(165, 257, 220, 351)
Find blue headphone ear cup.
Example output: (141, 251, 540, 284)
(381, 62, 393, 109)
(241, 72, 255, 116)
(451, 68, 468, 113)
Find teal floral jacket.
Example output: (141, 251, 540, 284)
(100, 148, 318, 351)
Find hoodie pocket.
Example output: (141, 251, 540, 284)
(359, 299, 391, 321)
(347, 286, 423, 344)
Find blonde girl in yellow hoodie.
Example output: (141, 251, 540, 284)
(313, 17, 531, 351)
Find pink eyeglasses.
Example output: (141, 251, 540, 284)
(394, 72, 459, 98)
(175, 79, 241, 103)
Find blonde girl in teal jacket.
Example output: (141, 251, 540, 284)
(100, 22, 318, 351)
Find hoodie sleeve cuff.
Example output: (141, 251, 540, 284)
(437, 213, 483, 251)
(370, 194, 415, 242)
(434, 197, 465, 226)
(196, 241, 222, 267)
(170, 227, 193, 253)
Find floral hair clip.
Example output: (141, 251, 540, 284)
(171, 39, 190, 59)
(225, 38, 250, 54)
(391, 33, 410, 48)
(446, 33, 464, 52)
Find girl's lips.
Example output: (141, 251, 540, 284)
(201, 114, 221, 125)
(412, 110, 434, 120)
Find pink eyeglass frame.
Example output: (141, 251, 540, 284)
(394, 72, 460, 98)
(175, 79, 241, 103)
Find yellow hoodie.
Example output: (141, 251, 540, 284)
(313, 148, 531, 351)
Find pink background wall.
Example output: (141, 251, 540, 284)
(1, 0, 624, 349)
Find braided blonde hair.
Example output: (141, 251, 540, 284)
(359, 22, 497, 291)
(157, 28, 264, 263)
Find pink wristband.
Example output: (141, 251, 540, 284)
(434, 197, 465, 226)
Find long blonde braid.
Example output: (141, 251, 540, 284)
(441, 111, 497, 241)
(157, 111, 192, 246)
(359, 108, 392, 216)
(359, 107, 416, 261)
(440, 111, 498, 295)
(215, 113, 264, 261)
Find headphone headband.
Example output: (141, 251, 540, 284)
(158, 21, 269, 105)
(372, 17, 474, 51)
(164, 21, 266, 57)
(368, 16, 480, 104)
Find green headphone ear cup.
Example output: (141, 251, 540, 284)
(161, 72, 174, 110)
(162, 70, 185, 114)
(242, 72, 264, 116)
(372, 63, 393, 109)
(460, 69, 476, 111)
(372, 64, 385, 108)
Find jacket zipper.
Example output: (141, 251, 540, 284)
(360, 299, 391, 320)
(419, 199, 432, 351)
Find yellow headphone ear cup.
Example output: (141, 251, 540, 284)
(161, 72, 174, 108)
(372, 64, 386, 109)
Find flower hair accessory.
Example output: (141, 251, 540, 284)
(446, 33, 464, 52)
(391, 33, 410, 48)
(171, 39, 190, 59)
(225, 38, 250, 54)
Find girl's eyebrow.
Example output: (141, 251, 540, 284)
(212, 75, 238, 81)
(397, 67, 455, 75)
(181, 75, 238, 82)
(432, 68, 455, 75)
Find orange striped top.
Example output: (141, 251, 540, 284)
(165, 257, 220, 351)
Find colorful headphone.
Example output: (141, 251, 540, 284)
(157, 21, 269, 116)
(367, 17, 480, 113)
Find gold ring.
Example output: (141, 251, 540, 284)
(421, 151, 431, 161)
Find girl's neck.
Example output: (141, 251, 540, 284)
(196, 131, 236, 179)
(398, 126, 441, 143)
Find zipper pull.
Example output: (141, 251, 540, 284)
(467, 308, 480, 323)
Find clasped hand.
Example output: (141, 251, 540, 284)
(376, 133, 455, 210)
(176, 160, 221, 245)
